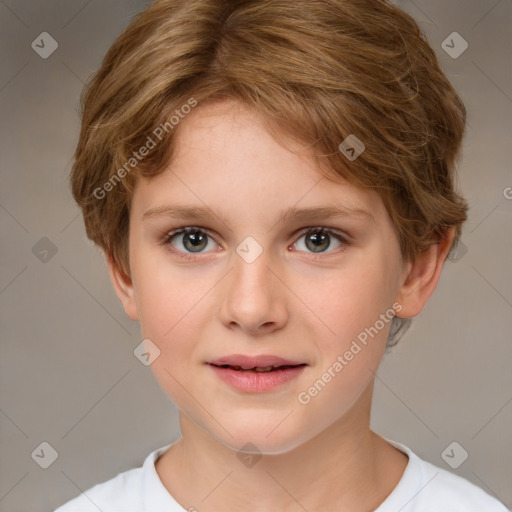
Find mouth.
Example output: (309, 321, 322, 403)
(207, 353, 307, 369)
(209, 363, 306, 373)
(207, 358, 307, 393)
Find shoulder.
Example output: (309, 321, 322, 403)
(54, 444, 172, 512)
(422, 464, 508, 510)
(54, 465, 143, 512)
(378, 438, 508, 512)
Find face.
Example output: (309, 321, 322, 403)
(110, 100, 424, 454)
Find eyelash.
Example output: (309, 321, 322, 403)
(161, 226, 349, 261)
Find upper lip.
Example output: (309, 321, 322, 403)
(207, 354, 307, 369)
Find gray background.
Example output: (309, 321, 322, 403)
(0, 1, 511, 511)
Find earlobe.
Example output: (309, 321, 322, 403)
(395, 227, 455, 319)
(104, 253, 139, 321)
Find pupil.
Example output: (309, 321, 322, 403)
(181, 230, 331, 253)
(306, 231, 330, 253)
(184, 231, 207, 252)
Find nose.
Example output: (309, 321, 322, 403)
(217, 247, 288, 336)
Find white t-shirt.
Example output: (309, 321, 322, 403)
(54, 438, 508, 511)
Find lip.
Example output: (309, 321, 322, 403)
(206, 354, 307, 393)
(208, 364, 306, 393)
(207, 354, 306, 369)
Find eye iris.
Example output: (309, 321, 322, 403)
(183, 230, 207, 252)
(306, 230, 330, 253)
(176, 229, 335, 254)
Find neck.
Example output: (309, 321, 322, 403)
(155, 381, 408, 512)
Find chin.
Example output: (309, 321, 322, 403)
(211, 419, 310, 456)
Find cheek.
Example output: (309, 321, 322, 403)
(132, 248, 200, 338)
(296, 270, 392, 420)
(300, 255, 397, 403)
(132, 262, 213, 384)
(134, 268, 202, 402)
(309, 262, 394, 342)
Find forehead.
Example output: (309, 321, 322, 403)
(171, 99, 312, 171)
(131, 99, 388, 227)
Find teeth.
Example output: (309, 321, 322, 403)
(221, 365, 277, 372)
(216, 364, 299, 372)
(253, 366, 274, 372)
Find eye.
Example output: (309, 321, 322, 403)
(163, 227, 218, 258)
(162, 226, 348, 260)
(292, 227, 346, 255)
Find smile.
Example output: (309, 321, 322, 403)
(208, 363, 307, 392)
(215, 364, 301, 372)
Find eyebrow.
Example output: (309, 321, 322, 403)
(142, 204, 374, 225)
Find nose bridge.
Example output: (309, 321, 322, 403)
(218, 237, 287, 333)
(233, 244, 273, 296)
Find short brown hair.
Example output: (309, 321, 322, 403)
(70, 0, 468, 342)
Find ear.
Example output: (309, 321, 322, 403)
(104, 253, 139, 321)
(395, 227, 455, 318)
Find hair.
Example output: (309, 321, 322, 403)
(69, 0, 468, 346)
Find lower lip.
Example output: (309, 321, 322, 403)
(208, 364, 306, 393)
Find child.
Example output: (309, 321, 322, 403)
(56, 0, 508, 510)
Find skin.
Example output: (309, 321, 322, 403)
(107, 99, 455, 512)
